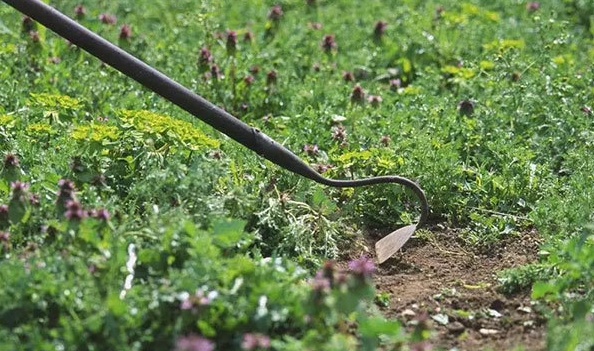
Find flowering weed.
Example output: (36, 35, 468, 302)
(0, 0, 593, 350)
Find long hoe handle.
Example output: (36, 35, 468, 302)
(3, 0, 429, 263)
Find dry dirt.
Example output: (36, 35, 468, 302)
(362, 224, 546, 351)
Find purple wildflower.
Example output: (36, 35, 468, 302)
(28, 193, 40, 206)
(331, 124, 347, 142)
(64, 200, 87, 221)
(240, 334, 258, 350)
(311, 270, 331, 293)
(335, 271, 348, 285)
(0, 205, 8, 223)
(313, 163, 333, 174)
(243, 75, 255, 86)
(249, 65, 260, 74)
(74, 4, 86, 19)
(175, 335, 215, 351)
(350, 84, 366, 104)
(10, 181, 29, 194)
(243, 30, 254, 42)
(29, 31, 40, 43)
(93, 208, 111, 221)
(198, 46, 213, 67)
(88, 263, 98, 273)
(4, 153, 20, 168)
(389, 78, 402, 90)
(342, 71, 355, 82)
(526, 2, 540, 12)
(511, 71, 521, 82)
(266, 70, 277, 85)
(119, 24, 132, 40)
(0, 205, 10, 228)
(210, 64, 221, 80)
(99, 13, 116, 24)
(210, 150, 223, 159)
(435, 5, 445, 19)
(303, 144, 319, 156)
(308, 22, 322, 30)
(180, 298, 193, 310)
(0, 231, 9, 252)
(180, 288, 218, 311)
(373, 20, 387, 37)
(268, 5, 284, 21)
(321, 34, 337, 53)
(226, 30, 237, 55)
(457, 99, 475, 116)
(368, 95, 382, 106)
(22, 16, 35, 32)
(348, 255, 376, 278)
(57, 179, 76, 204)
(241, 333, 271, 350)
(322, 260, 336, 280)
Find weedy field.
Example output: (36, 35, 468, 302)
(0, 0, 593, 350)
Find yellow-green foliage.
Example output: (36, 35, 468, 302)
(26, 122, 54, 136)
(442, 3, 500, 25)
(483, 39, 525, 51)
(552, 54, 575, 66)
(0, 114, 14, 126)
(441, 65, 476, 79)
(479, 60, 496, 70)
(119, 110, 220, 150)
(71, 124, 120, 142)
(334, 148, 403, 170)
(29, 93, 82, 110)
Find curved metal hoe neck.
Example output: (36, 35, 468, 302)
(3, 0, 429, 263)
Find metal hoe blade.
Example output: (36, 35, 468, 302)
(375, 224, 417, 264)
(3, 0, 429, 262)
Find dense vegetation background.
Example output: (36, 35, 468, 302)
(0, 0, 593, 350)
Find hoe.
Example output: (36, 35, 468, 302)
(2, 0, 429, 263)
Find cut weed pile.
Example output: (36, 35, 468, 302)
(1, 0, 594, 350)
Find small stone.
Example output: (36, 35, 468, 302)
(479, 328, 499, 335)
(490, 299, 505, 311)
(517, 306, 532, 313)
(431, 313, 449, 325)
(401, 309, 416, 318)
(447, 321, 465, 334)
(487, 309, 502, 318)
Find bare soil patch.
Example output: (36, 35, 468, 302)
(364, 224, 546, 350)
